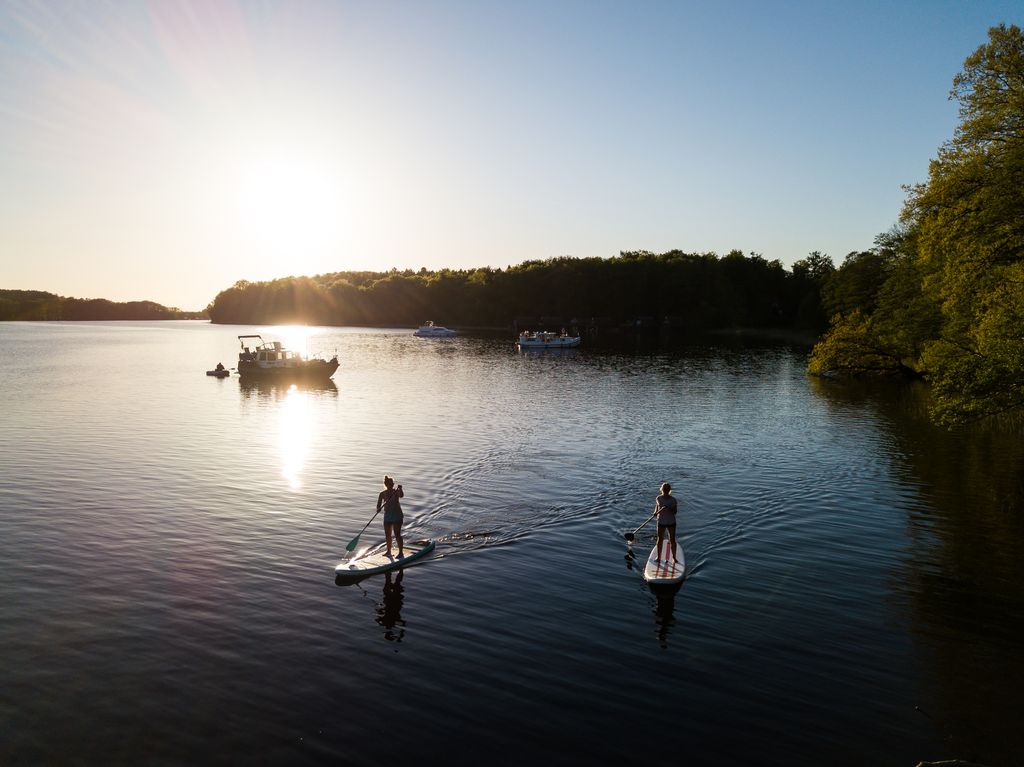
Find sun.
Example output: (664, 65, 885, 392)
(234, 153, 345, 268)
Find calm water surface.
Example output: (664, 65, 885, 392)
(1, 321, 1022, 766)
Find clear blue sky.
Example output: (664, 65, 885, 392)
(0, 1, 1019, 310)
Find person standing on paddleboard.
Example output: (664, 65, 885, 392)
(378, 475, 404, 558)
(654, 482, 679, 563)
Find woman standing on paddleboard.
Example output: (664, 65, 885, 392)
(654, 482, 679, 563)
(378, 475, 404, 558)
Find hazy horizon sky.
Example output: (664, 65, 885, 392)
(1, 1, 1019, 310)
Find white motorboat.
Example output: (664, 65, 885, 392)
(413, 321, 457, 338)
(517, 330, 581, 349)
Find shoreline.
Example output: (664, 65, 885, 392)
(703, 326, 819, 346)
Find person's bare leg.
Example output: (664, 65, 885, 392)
(396, 524, 404, 558)
(385, 524, 394, 556)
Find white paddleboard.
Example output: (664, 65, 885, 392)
(643, 541, 685, 585)
(335, 540, 435, 578)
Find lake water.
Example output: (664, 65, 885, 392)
(1, 321, 1022, 766)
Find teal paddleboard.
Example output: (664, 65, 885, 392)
(335, 540, 435, 578)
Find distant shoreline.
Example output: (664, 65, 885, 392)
(0, 289, 205, 321)
(704, 326, 819, 346)
(0, 318, 818, 347)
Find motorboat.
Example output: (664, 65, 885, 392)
(206, 367, 230, 378)
(517, 330, 581, 349)
(236, 335, 339, 381)
(413, 321, 457, 338)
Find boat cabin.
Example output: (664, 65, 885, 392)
(237, 335, 300, 363)
(253, 342, 299, 363)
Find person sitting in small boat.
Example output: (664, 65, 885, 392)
(215, 362, 225, 372)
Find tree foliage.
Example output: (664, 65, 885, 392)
(810, 24, 1024, 423)
(206, 250, 829, 334)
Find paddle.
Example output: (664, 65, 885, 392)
(345, 507, 382, 552)
(624, 510, 657, 542)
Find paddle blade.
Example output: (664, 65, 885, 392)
(624, 532, 635, 542)
(345, 535, 360, 552)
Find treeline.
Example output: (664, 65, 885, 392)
(809, 25, 1024, 424)
(0, 289, 204, 321)
(207, 249, 836, 332)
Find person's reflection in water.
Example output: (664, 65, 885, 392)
(652, 583, 682, 648)
(375, 570, 406, 643)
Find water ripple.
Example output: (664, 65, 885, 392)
(2, 322, 1023, 766)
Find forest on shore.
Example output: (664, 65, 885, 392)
(808, 25, 1023, 425)
(205, 249, 835, 333)
(0, 290, 203, 321)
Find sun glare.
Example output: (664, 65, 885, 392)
(270, 325, 315, 356)
(234, 153, 344, 265)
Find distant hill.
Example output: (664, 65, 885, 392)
(0, 289, 206, 321)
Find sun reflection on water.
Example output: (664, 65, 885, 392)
(280, 384, 312, 489)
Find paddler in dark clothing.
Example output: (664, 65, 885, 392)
(653, 482, 679, 563)
(377, 475, 404, 558)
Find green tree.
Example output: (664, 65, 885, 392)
(810, 24, 1024, 423)
(904, 23, 1024, 422)
(822, 249, 893, 318)
(790, 251, 835, 329)
(807, 310, 907, 375)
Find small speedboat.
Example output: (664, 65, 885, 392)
(413, 321, 457, 338)
(517, 330, 581, 349)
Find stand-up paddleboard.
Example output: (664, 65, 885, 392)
(335, 540, 435, 578)
(643, 541, 685, 585)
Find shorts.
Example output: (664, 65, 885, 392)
(383, 511, 403, 525)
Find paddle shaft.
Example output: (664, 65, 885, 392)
(345, 507, 382, 552)
(624, 509, 657, 541)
